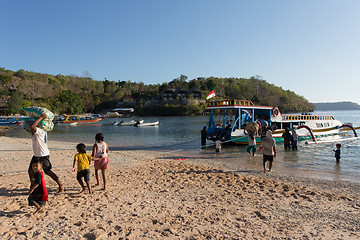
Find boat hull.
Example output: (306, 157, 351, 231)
(134, 121, 159, 127)
(230, 128, 343, 144)
(59, 118, 101, 124)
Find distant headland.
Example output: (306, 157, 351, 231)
(313, 101, 360, 111)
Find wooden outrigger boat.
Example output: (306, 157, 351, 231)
(56, 114, 102, 124)
(0, 116, 24, 125)
(205, 99, 359, 144)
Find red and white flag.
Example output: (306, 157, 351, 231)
(206, 90, 216, 100)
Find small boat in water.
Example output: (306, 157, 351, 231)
(134, 121, 159, 127)
(204, 99, 359, 144)
(0, 116, 24, 125)
(113, 120, 144, 126)
(56, 114, 102, 125)
(57, 121, 78, 126)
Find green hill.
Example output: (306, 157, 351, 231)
(313, 101, 360, 111)
(0, 67, 315, 115)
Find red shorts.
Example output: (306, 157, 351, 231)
(94, 157, 109, 170)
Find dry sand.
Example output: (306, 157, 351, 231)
(0, 136, 360, 239)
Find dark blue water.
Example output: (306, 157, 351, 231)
(9, 111, 360, 182)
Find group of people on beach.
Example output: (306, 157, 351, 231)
(25, 114, 110, 215)
(208, 122, 343, 173)
(209, 124, 280, 173)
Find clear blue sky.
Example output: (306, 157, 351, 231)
(1, 0, 360, 104)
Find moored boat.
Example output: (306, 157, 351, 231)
(134, 121, 159, 127)
(205, 99, 358, 144)
(106, 112, 121, 118)
(0, 116, 25, 125)
(113, 120, 144, 126)
(57, 114, 102, 124)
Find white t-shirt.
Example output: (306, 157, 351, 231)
(32, 128, 50, 157)
(94, 142, 108, 158)
(215, 140, 221, 149)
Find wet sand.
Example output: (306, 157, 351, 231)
(0, 136, 360, 239)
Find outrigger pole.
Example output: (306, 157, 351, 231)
(305, 124, 359, 144)
(307, 136, 360, 145)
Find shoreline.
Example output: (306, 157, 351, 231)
(1, 136, 360, 239)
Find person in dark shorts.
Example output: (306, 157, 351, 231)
(333, 143, 341, 164)
(201, 126, 207, 147)
(260, 130, 277, 173)
(72, 143, 93, 194)
(282, 128, 292, 150)
(28, 159, 48, 215)
(291, 129, 298, 151)
(25, 114, 64, 192)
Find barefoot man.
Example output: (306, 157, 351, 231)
(25, 114, 64, 193)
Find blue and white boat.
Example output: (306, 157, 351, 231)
(0, 116, 24, 125)
(205, 99, 358, 144)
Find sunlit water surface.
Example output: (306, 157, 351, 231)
(9, 110, 360, 182)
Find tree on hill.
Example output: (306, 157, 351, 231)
(57, 90, 84, 114)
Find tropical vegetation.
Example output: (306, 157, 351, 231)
(0, 67, 315, 116)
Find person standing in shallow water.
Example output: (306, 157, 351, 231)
(260, 130, 277, 173)
(282, 128, 292, 150)
(244, 129, 256, 156)
(333, 143, 341, 164)
(291, 129, 298, 151)
(201, 126, 207, 147)
(215, 136, 221, 160)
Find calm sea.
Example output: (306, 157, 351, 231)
(9, 110, 360, 183)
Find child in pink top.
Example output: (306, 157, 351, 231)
(91, 133, 109, 190)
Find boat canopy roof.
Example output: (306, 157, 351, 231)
(112, 108, 134, 113)
(206, 99, 273, 110)
(282, 114, 335, 121)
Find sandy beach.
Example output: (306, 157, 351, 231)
(0, 136, 360, 239)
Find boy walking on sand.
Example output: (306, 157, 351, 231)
(72, 143, 93, 194)
(28, 159, 48, 215)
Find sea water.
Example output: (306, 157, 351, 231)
(9, 110, 360, 182)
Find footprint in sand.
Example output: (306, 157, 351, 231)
(254, 211, 267, 220)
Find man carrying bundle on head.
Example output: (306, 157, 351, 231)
(24, 114, 64, 193)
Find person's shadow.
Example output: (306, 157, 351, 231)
(0, 187, 28, 197)
(0, 209, 27, 217)
(0, 187, 28, 216)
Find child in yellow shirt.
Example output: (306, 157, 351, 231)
(72, 143, 93, 194)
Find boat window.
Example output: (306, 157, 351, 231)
(324, 122, 330, 127)
(316, 123, 323, 128)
